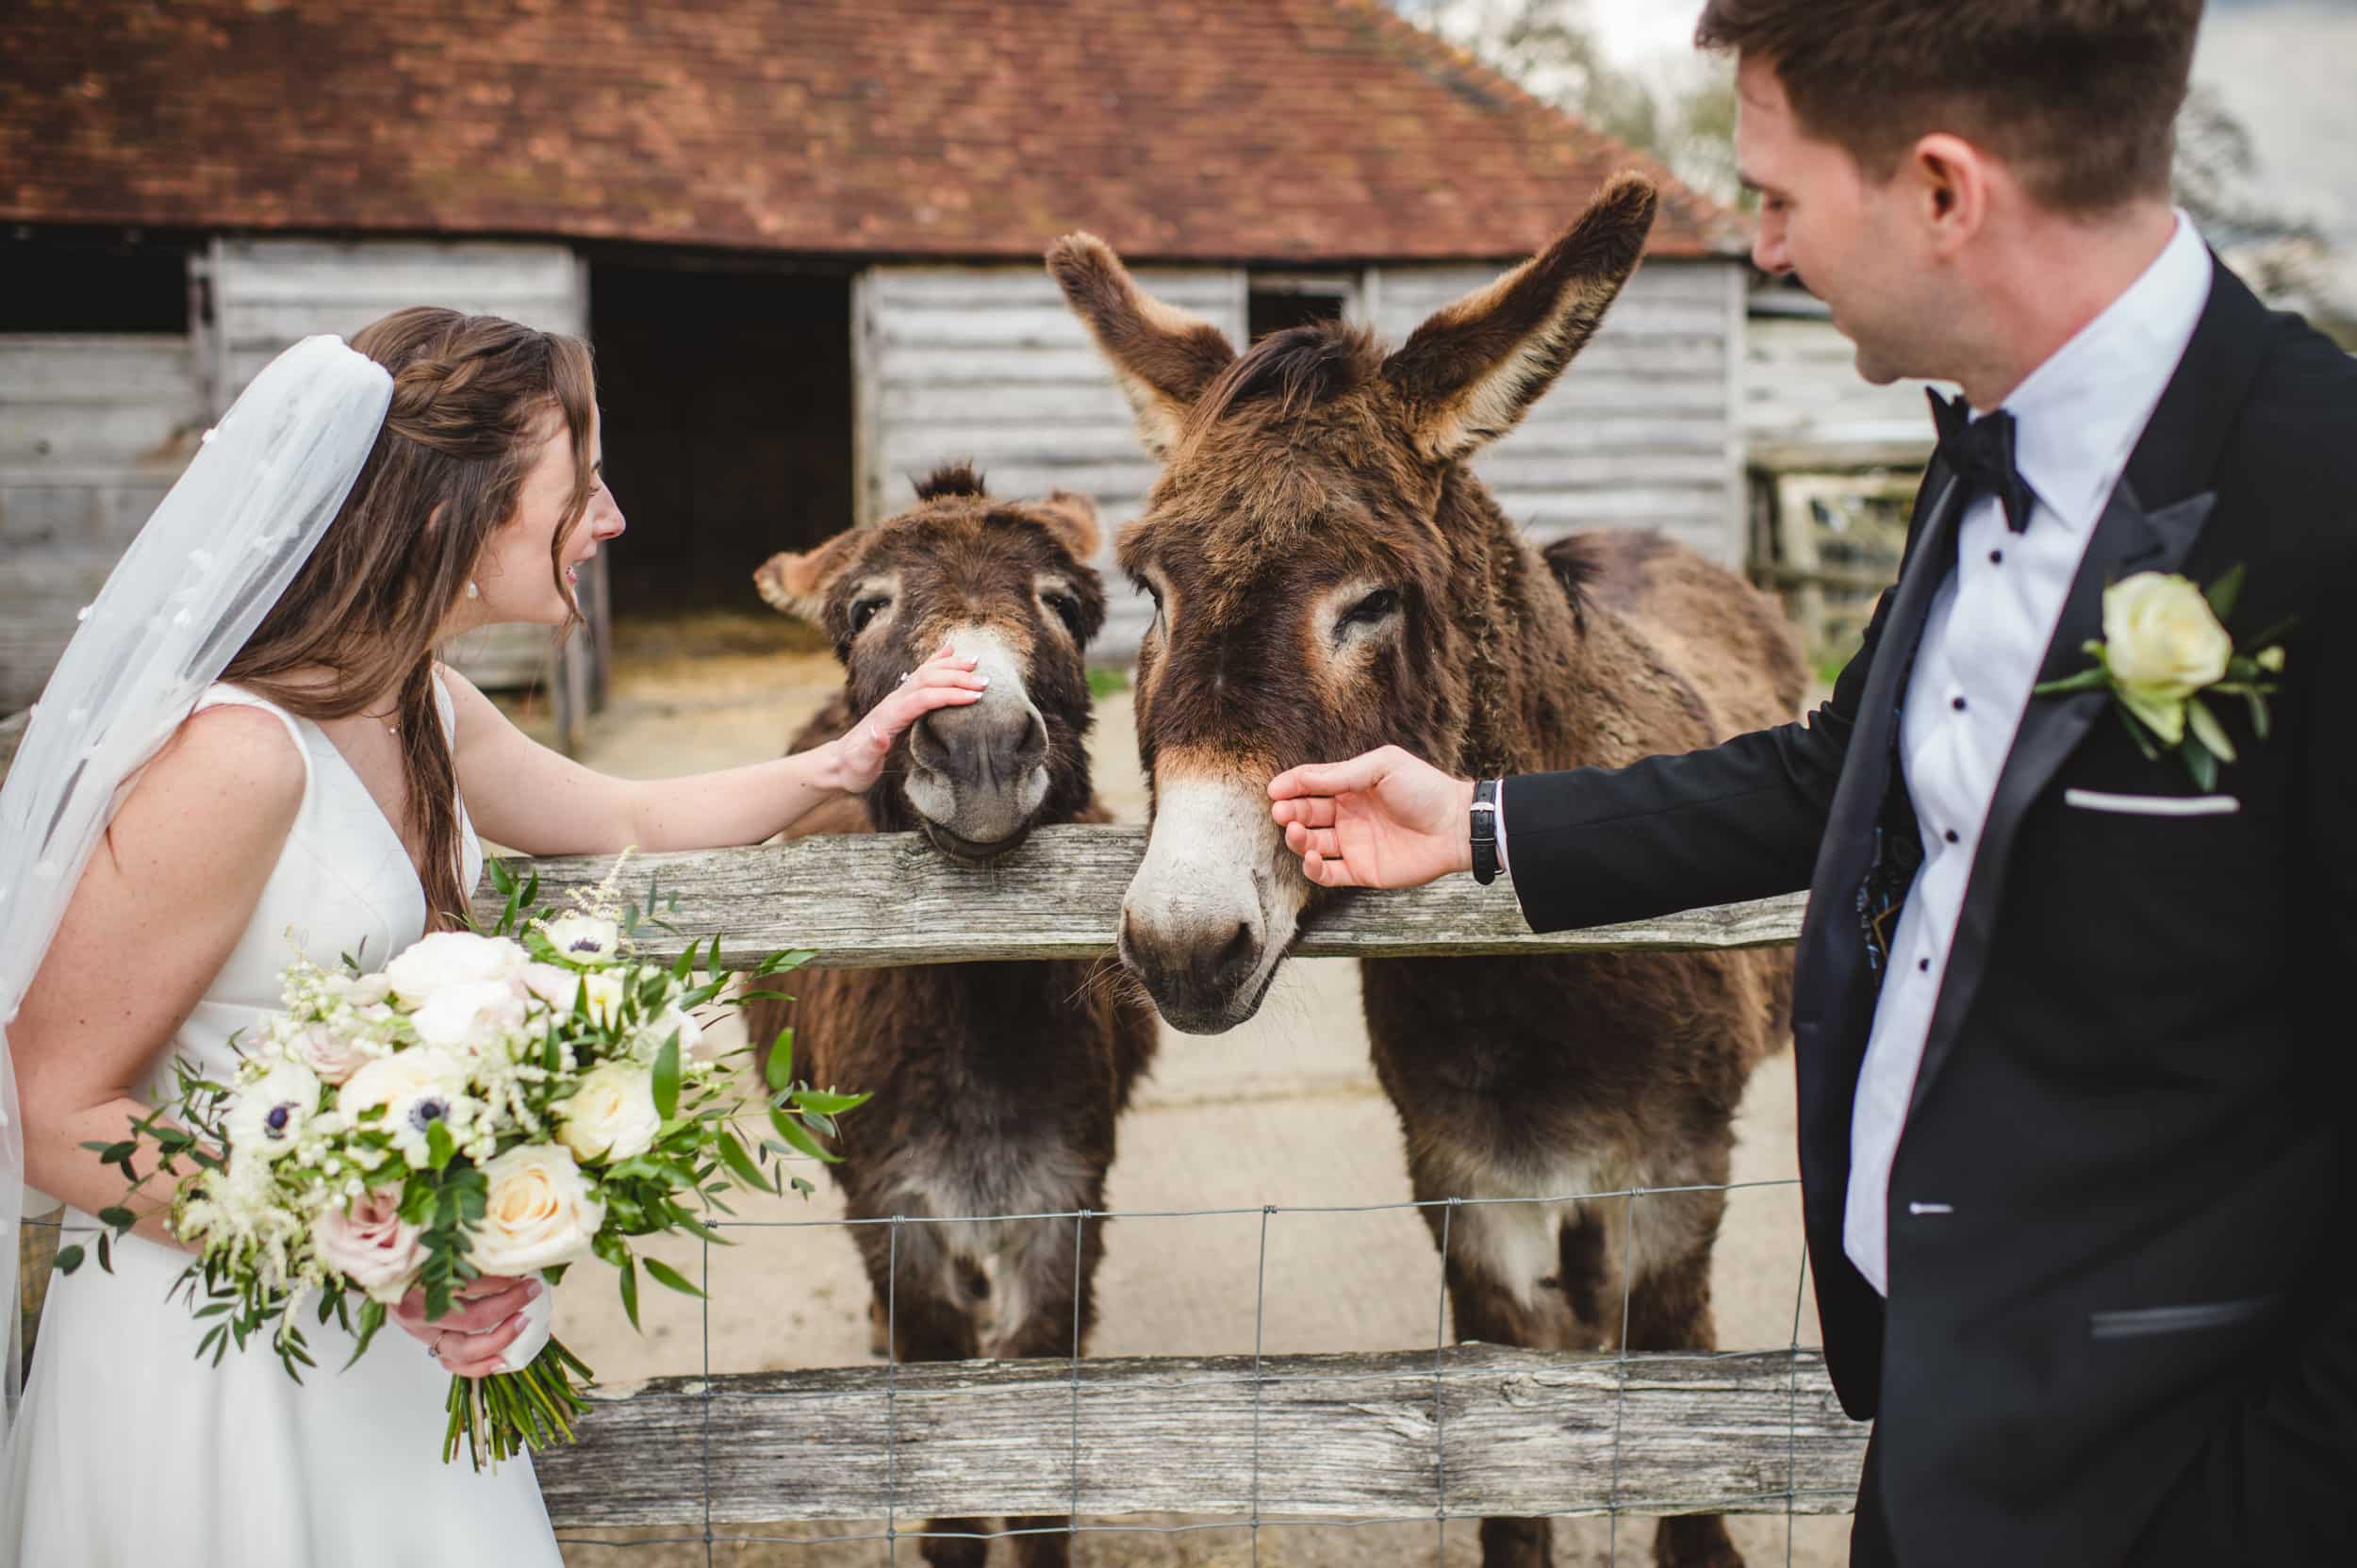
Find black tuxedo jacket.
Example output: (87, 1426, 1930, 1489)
(1500, 262, 2357, 1566)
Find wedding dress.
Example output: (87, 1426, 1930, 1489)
(4, 680, 565, 1567)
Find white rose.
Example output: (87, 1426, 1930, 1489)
(382, 931, 527, 1006)
(520, 962, 582, 1014)
(406, 978, 528, 1057)
(540, 914, 620, 965)
(554, 1061, 663, 1164)
(223, 1060, 321, 1162)
(636, 1005, 706, 1063)
(470, 1145, 605, 1273)
(338, 1046, 468, 1141)
(284, 1022, 373, 1085)
(2102, 573, 2233, 743)
(312, 1186, 424, 1303)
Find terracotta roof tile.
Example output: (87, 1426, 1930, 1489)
(1, 0, 1743, 260)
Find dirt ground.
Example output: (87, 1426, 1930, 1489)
(505, 616, 1854, 1568)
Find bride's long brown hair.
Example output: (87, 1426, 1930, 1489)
(223, 307, 597, 930)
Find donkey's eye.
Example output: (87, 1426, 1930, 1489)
(1340, 588, 1400, 628)
(848, 596, 890, 635)
(1042, 590, 1083, 637)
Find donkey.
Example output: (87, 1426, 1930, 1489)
(744, 467, 1160, 1568)
(1047, 174, 1803, 1568)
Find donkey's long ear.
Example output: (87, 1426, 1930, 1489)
(1381, 173, 1657, 464)
(752, 529, 865, 625)
(1033, 488, 1102, 563)
(1047, 233, 1236, 459)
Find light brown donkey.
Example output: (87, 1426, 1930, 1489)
(1048, 174, 1803, 1568)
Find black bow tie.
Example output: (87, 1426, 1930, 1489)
(1928, 389, 2035, 534)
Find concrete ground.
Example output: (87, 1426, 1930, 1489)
(510, 619, 1852, 1568)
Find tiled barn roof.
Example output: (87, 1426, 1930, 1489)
(1, 0, 1743, 262)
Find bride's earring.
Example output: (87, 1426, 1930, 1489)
(465, 579, 480, 600)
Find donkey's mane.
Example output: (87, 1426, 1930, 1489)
(1180, 322, 1379, 445)
(914, 462, 989, 501)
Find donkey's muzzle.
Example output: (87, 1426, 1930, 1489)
(904, 696, 1050, 852)
(1117, 907, 1270, 1034)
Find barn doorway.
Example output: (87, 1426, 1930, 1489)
(588, 261, 854, 618)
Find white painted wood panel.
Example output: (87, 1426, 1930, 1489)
(1742, 311, 1939, 470)
(1370, 258, 1746, 570)
(0, 335, 206, 706)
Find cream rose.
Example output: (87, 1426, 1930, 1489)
(313, 1186, 424, 1303)
(223, 1060, 321, 1162)
(554, 1062, 663, 1164)
(469, 1145, 605, 1273)
(406, 978, 528, 1057)
(520, 962, 582, 1014)
(382, 931, 527, 1006)
(2102, 573, 2232, 743)
(284, 1023, 372, 1085)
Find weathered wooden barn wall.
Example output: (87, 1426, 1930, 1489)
(0, 239, 589, 707)
(1369, 258, 1746, 567)
(1739, 305, 1937, 471)
(0, 335, 206, 709)
(862, 257, 1746, 659)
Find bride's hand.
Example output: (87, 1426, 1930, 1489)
(395, 1274, 539, 1379)
(833, 641, 988, 794)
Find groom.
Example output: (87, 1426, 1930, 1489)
(1268, 2, 2356, 1563)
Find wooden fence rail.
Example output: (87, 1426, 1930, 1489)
(475, 825, 1808, 968)
(537, 1345, 1861, 1527)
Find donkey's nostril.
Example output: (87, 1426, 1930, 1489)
(1216, 920, 1256, 976)
(1014, 709, 1047, 770)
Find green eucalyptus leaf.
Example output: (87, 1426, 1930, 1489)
(2184, 696, 2237, 765)
(791, 1087, 870, 1117)
(642, 1257, 705, 1299)
(54, 1244, 85, 1274)
(2184, 738, 2218, 792)
(768, 1106, 840, 1164)
(652, 1032, 682, 1122)
(2205, 563, 2245, 623)
(716, 1129, 772, 1193)
(765, 1029, 795, 1095)
(618, 1257, 641, 1331)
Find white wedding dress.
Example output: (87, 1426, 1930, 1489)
(6, 681, 564, 1566)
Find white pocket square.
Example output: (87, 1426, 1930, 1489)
(2063, 788, 2240, 817)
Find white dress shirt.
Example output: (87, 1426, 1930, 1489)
(1492, 212, 2214, 1292)
(1842, 212, 2213, 1295)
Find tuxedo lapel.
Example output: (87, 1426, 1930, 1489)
(1901, 259, 2273, 1116)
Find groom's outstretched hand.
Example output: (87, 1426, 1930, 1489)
(1268, 746, 1475, 889)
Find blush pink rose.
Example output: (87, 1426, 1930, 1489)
(314, 1187, 425, 1303)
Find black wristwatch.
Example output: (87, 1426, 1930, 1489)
(1469, 777, 1500, 885)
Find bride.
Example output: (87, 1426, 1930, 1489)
(0, 308, 981, 1563)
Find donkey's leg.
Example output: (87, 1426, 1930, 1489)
(865, 1231, 997, 1568)
(984, 1211, 1103, 1568)
(1423, 1178, 1587, 1568)
(1619, 1187, 1744, 1568)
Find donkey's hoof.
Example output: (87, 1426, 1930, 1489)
(1655, 1512, 1744, 1568)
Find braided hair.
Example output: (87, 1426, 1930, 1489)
(224, 307, 598, 929)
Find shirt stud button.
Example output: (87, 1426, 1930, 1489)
(1989, 549, 2004, 565)
(1918, 958, 1932, 972)
(1952, 696, 1968, 711)
(1945, 829, 1959, 843)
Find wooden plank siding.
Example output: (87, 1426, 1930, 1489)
(1369, 258, 1747, 573)
(859, 258, 1747, 662)
(1740, 310, 1938, 473)
(0, 335, 206, 708)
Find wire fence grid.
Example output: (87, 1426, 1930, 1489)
(526, 1173, 1854, 1568)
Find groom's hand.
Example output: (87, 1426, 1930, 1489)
(1268, 746, 1475, 889)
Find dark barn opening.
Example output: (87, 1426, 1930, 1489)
(588, 261, 853, 617)
(1246, 283, 1347, 341)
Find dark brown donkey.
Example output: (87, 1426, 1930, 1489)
(743, 469, 1159, 1568)
(1048, 174, 1802, 1568)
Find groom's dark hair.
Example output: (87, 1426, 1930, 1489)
(1696, 0, 2204, 214)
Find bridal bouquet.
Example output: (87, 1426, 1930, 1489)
(65, 858, 861, 1468)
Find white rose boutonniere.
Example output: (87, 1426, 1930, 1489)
(2035, 565, 2292, 788)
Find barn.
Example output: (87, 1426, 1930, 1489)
(0, 0, 1748, 713)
